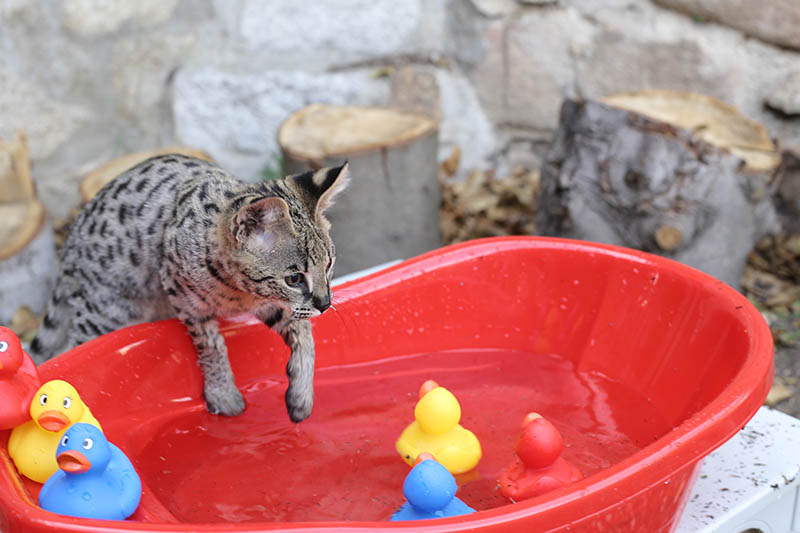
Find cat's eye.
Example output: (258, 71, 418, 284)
(0, 341, 7, 352)
(39, 393, 48, 406)
(285, 273, 305, 288)
(63, 397, 72, 409)
(61, 435, 69, 447)
(82, 438, 93, 450)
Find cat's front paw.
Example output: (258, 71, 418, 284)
(204, 383, 246, 416)
(285, 386, 313, 423)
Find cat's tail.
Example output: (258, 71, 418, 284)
(29, 278, 75, 365)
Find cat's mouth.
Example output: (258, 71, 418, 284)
(292, 308, 321, 320)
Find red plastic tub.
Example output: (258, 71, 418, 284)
(0, 237, 773, 532)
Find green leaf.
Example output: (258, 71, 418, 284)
(259, 153, 286, 181)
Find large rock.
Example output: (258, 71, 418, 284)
(469, 0, 517, 18)
(433, 69, 496, 175)
(389, 66, 497, 175)
(111, 33, 197, 129)
(578, 33, 735, 106)
(173, 68, 391, 180)
(654, 0, 800, 51)
(570, 1, 800, 145)
(0, 67, 91, 160)
(237, 0, 424, 66)
(470, 8, 595, 130)
(766, 71, 800, 116)
(61, 0, 180, 37)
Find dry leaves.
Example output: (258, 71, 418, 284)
(748, 234, 800, 285)
(742, 233, 800, 350)
(439, 157, 540, 245)
(766, 377, 794, 407)
(10, 306, 40, 344)
(52, 207, 80, 252)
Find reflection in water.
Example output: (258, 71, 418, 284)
(135, 349, 670, 524)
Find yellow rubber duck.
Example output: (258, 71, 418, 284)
(8, 380, 102, 483)
(395, 380, 482, 474)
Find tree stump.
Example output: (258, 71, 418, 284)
(536, 91, 781, 288)
(0, 133, 57, 325)
(80, 146, 214, 202)
(279, 104, 440, 275)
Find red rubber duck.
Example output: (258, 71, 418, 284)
(0, 326, 41, 429)
(498, 413, 582, 501)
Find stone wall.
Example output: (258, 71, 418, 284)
(1, 0, 798, 220)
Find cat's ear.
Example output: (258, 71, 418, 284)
(289, 162, 350, 216)
(231, 197, 294, 249)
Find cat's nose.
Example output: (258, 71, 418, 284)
(313, 295, 331, 313)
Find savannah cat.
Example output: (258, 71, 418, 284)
(30, 154, 349, 421)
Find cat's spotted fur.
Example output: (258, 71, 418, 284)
(30, 154, 349, 420)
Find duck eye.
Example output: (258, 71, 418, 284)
(0, 341, 7, 352)
(83, 438, 93, 450)
(61, 435, 69, 447)
(284, 273, 305, 288)
(63, 397, 72, 409)
(39, 393, 48, 406)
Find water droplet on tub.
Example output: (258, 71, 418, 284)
(82, 492, 92, 501)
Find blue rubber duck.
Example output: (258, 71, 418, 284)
(39, 423, 141, 520)
(390, 454, 475, 521)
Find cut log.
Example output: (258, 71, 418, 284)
(774, 147, 800, 234)
(0, 133, 57, 325)
(80, 146, 214, 202)
(0, 132, 36, 203)
(602, 91, 781, 172)
(279, 104, 440, 275)
(536, 91, 781, 288)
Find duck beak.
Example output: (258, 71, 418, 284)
(37, 410, 71, 432)
(57, 450, 91, 474)
(413, 452, 436, 466)
(418, 380, 439, 399)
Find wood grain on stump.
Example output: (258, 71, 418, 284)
(279, 104, 440, 275)
(537, 91, 781, 287)
(0, 132, 57, 324)
(80, 146, 214, 203)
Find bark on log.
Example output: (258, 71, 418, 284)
(80, 146, 213, 202)
(0, 133, 56, 324)
(536, 92, 781, 288)
(279, 104, 440, 275)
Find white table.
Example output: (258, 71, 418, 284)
(676, 406, 800, 533)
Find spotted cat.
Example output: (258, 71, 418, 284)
(30, 155, 349, 420)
